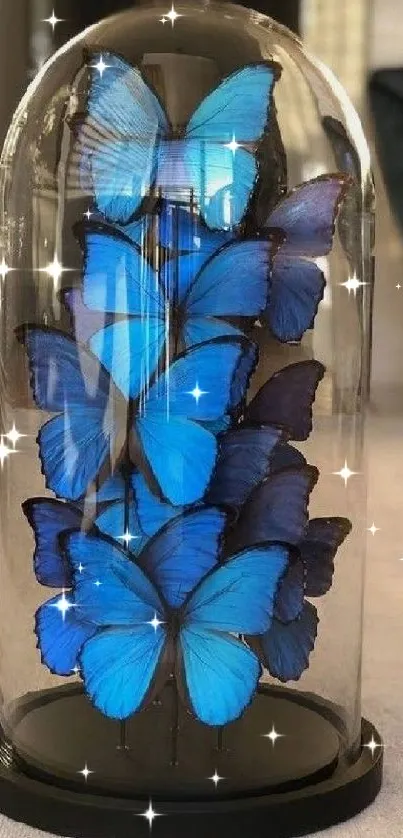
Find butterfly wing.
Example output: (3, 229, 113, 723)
(138, 508, 226, 607)
(206, 427, 283, 507)
(260, 601, 319, 682)
(243, 360, 325, 441)
(178, 543, 289, 726)
(70, 53, 170, 223)
(269, 442, 306, 473)
(159, 202, 232, 253)
(135, 338, 255, 505)
(274, 558, 306, 623)
(79, 624, 167, 720)
(132, 473, 178, 537)
(302, 517, 352, 597)
(185, 64, 278, 229)
(62, 287, 115, 346)
(232, 466, 319, 553)
(266, 255, 325, 343)
(95, 501, 147, 556)
(20, 328, 119, 501)
(22, 498, 82, 587)
(36, 593, 97, 676)
(266, 175, 350, 258)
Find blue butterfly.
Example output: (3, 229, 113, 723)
(78, 224, 271, 397)
(20, 326, 255, 505)
(54, 514, 289, 725)
(262, 175, 350, 341)
(70, 53, 279, 230)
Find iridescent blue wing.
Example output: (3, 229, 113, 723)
(232, 466, 319, 552)
(22, 498, 82, 587)
(66, 531, 163, 625)
(274, 558, 306, 623)
(91, 318, 165, 400)
(183, 64, 279, 229)
(179, 543, 289, 726)
(243, 360, 325, 441)
(138, 508, 226, 608)
(302, 517, 352, 597)
(159, 202, 231, 253)
(260, 602, 319, 682)
(161, 251, 208, 305)
(135, 338, 255, 505)
(95, 502, 147, 556)
(62, 287, 114, 346)
(20, 327, 119, 501)
(131, 473, 178, 538)
(36, 593, 97, 676)
(183, 317, 244, 351)
(79, 624, 167, 720)
(266, 175, 350, 258)
(70, 53, 170, 223)
(85, 471, 126, 504)
(206, 427, 283, 507)
(266, 255, 325, 343)
(182, 240, 271, 348)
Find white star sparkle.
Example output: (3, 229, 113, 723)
(50, 591, 75, 622)
(262, 725, 285, 747)
(0, 257, 12, 281)
(41, 254, 70, 291)
(364, 736, 382, 758)
(187, 382, 208, 405)
(94, 580, 102, 588)
(0, 438, 15, 467)
(332, 460, 357, 487)
(5, 424, 27, 448)
(209, 769, 225, 787)
(42, 10, 63, 31)
(83, 208, 94, 221)
(78, 563, 85, 574)
(147, 613, 165, 632)
(78, 764, 94, 781)
(225, 134, 241, 156)
(396, 283, 401, 290)
(72, 665, 80, 676)
(340, 275, 367, 296)
(367, 523, 380, 536)
(161, 4, 182, 26)
(139, 800, 162, 830)
(92, 55, 111, 78)
(118, 530, 139, 548)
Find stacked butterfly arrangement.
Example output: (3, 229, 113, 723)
(20, 56, 352, 748)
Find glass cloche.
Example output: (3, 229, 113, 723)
(0, 2, 381, 837)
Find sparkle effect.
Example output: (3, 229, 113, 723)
(147, 613, 165, 632)
(72, 666, 80, 676)
(367, 523, 380, 536)
(139, 800, 162, 830)
(0, 257, 12, 281)
(78, 563, 85, 574)
(340, 275, 367, 296)
(41, 255, 69, 291)
(225, 134, 241, 156)
(332, 460, 357, 487)
(84, 208, 94, 221)
(209, 770, 225, 787)
(78, 764, 94, 782)
(42, 10, 63, 31)
(0, 438, 15, 467)
(262, 725, 285, 747)
(160, 5, 182, 26)
(50, 591, 76, 622)
(187, 382, 208, 405)
(6, 424, 26, 448)
(118, 530, 139, 548)
(364, 736, 382, 758)
(92, 55, 111, 78)
(396, 284, 401, 290)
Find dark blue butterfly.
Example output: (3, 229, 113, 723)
(20, 326, 256, 505)
(263, 175, 350, 341)
(79, 225, 271, 397)
(55, 516, 289, 725)
(70, 53, 279, 230)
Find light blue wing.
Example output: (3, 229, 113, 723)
(159, 202, 231, 253)
(131, 472, 178, 537)
(80, 624, 166, 719)
(95, 501, 147, 556)
(179, 627, 261, 726)
(185, 544, 289, 635)
(82, 229, 162, 315)
(36, 594, 96, 676)
(71, 53, 169, 223)
(183, 316, 244, 351)
(135, 414, 217, 506)
(66, 531, 163, 625)
(139, 508, 226, 607)
(90, 318, 165, 400)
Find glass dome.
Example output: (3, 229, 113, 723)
(0, 2, 381, 836)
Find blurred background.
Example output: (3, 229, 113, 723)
(0, 0, 401, 402)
